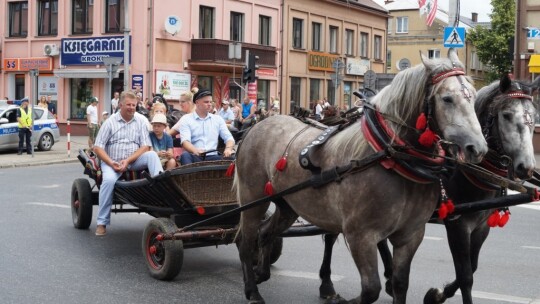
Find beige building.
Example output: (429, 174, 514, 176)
(515, 0, 540, 81)
(281, 0, 388, 114)
(385, 0, 488, 88)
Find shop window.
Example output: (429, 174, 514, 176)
(9, 1, 28, 37)
(199, 6, 214, 38)
(327, 80, 335, 105)
(231, 12, 244, 42)
(428, 49, 440, 59)
(292, 18, 303, 49)
(309, 79, 320, 108)
(360, 32, 369, 58)
(345, 29, 354, 56)
(38, 0, 58, 36)
(197, 76, 213, 93)
(70, 78, 94, 119)
(72, 0, 93, 34)
(259, 15, 271, 46)
(374, 35, 382, 60)
(290, 77, 301, 111)
(105, 0, 124, 33)
(329, 26, 338, 53)
(312, 22, 321, 51)
(257, 80, 270, 111)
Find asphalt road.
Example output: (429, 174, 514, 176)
(1, 163, 539, 304)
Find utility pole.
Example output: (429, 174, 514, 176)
(331, 59, 344, 105)
(29, 69, 39, 157)
(123, 0, 130, 92)
(228, 42, 245, 99)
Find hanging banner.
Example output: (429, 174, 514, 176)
(248, 82, 257, 104)
(155, 71, 190, 99)
(60, 35, 131, 65)
(131, 74, 144, 96)
(38, 76, 58, 98)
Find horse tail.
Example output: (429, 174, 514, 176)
(232, 168, 242, 243)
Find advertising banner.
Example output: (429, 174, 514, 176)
(156, 71, 190, 100)
(38, 76, 58, 98)
(132, 75, 144, 95)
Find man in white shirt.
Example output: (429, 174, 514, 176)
(86, 97, 99, 150)
(218, 99, 237, 131)
(111, 92, 120, 113)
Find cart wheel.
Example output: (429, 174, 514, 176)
(268, 237, 283, 265)
(71, 178, 93, 229)
(142, 218, 183, 281)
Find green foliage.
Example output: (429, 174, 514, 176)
(467, 0, 515, 82)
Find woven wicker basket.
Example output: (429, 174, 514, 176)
(171, 160, 237, 207)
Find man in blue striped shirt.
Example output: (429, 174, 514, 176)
(175, 89, 235, 165)
(93, 91, 162, 236)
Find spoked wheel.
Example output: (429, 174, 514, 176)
(71, 178, 93, 229)
(142, 218, 183, 280)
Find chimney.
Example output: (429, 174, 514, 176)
(471, 12, 478, 22)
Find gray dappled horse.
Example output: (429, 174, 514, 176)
(421, 75, 539, 304)
(234, 49, 488, 304)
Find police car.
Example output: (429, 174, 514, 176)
(0, 101, 60, 151)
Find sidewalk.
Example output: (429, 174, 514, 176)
(0, 136, 88, 168)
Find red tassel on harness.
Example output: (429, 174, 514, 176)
(438, 202, 448, 219)
(416, 113, 427, 130)
(264, 181, 274, 196)
(275, 156, 287, 171)
(225, 162, 235, 177)
(445, 199, 455, 214)
(498, 210, 510, 227)
(487, 210, 500, 227)
(419, 128, 436, 147)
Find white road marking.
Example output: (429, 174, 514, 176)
(40, 184, 61, 189)
(272, 270, 344, 281)
(423, 236, 443, 241)
(26, 202, 70, 209)
(457, 290, 533, 303)
(516, 204, 540, 211)
(521, 246, 540, 250)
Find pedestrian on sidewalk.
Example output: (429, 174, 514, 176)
(17, 97, 32, 155)
(86, 97, 99, 150)
(47, 95, 57, 118)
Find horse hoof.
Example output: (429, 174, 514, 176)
(319, 282, 337, 299)
(323, 294, 347, 304)
(424, 288, 445, 304)
(385, 279, 393, 297)
(255, 271, 270, 284)
(247, 295, 265, 304)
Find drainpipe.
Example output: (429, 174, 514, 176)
(148, 0, 154, 95)
(123, 0, 130, 92)
(280, 0, 284, 112)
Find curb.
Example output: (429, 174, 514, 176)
(0, 158, 80, 169)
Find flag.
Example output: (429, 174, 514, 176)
(419, 0, 437, 27)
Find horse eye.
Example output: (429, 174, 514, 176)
(442, 96, 453, 103)
(502, 113, 512, 121)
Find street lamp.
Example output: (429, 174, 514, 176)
(103, 56, 123, 113)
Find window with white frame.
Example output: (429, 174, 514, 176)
(396, 17, 408, 33)
(293, 18, 304, 49)
(329, 26, 338, 53)
(312, 22, 321, 51)
(9, 1, 28, 37)
(259, 15, 271, 45)
(231, 11, 244, 42)
(360, 32, 369, 58)
(428, 49, 440, 59)
(374, 35, 382, 60)
(199, 6, 214, 38)
(345, 29, 354, 56)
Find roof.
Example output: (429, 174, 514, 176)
(335, 0, 388, 14)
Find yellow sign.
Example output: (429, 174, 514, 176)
(307, 52, 339, 71)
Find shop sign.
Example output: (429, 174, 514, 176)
(3, 57, 53, 71)
(60, 35, 131, 65)
(256, 69, 275, 77)
(132, 75, 144, 95)
(307, 51, 339, 72)
(248, 82, 257, 103)
(345, 57, 370, 76)
(156, 71, 190, 99)
(38, 76, 58, 97)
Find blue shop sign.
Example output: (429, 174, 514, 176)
(60, 36, 131, 66)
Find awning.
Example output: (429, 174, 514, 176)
(53, 68, 122, 79)
(529, 55, 540, 73)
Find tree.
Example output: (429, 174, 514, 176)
(467, 0, 515, 82)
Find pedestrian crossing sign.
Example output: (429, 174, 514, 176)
(443, 27, 465, 48)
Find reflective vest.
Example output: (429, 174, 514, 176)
(18, 107, 32, 128)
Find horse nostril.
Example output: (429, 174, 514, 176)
(466, 145, 480, 157)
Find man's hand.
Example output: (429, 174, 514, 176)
(223, 147, 234, 158)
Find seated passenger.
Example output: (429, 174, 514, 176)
(150, 113, 177, 170)
(173, 89, 235, 165)
(218, 99, 238, 131)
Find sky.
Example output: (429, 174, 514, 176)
(374, 0, 493, 22)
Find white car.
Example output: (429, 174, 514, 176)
(0, 102, 60, 151)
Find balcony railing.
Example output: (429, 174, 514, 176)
(190, 39, 277, 67)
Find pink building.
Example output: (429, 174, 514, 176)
(0, 0, 280, 135)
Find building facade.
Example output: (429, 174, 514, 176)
(281, 0, 388, 114)
(0, 0, 280, 135)
(515, 0, 540, 82)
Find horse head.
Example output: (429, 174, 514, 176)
(420, 48, 488, 164)
(476, 74, 539, 179)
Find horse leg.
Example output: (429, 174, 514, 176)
(391, 227, 426, 304)
(378, 239, 394, 297)
(342, 232, 381, 304)
(238, 206, 269, 304)
(319, 233, 339, 299)
(255, 199, 298, 284)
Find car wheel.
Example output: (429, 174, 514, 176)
(38, 132, 54, 151)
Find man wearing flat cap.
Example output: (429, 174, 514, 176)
(174, 89, 235, 165)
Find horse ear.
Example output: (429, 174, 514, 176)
(447, 48, 462, 67)
(499, 73, 512, 93)
(419, 51, 433, 71)
(532, 76, 540, 94)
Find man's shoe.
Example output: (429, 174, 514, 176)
(17, 151, 22, 155)
(95, 225, 106, 236)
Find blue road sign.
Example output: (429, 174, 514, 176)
(443, 27, 465, 48)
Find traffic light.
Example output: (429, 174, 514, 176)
(242, 53, 259, 83)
